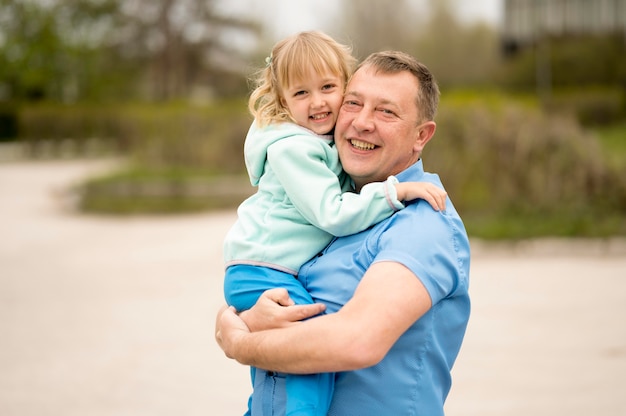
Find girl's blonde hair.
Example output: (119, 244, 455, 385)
(248, 31, 356, 127)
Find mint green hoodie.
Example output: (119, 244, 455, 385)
(223, 121, 404, 275)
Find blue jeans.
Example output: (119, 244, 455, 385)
(224, 265, 334, 416)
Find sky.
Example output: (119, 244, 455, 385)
(216, 0, 503, 42)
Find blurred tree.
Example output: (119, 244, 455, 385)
(0, 0, 260, 102)
(0, 0, 119, 102)
(334, 0, 499, 88)
(112, 0, 260, 100)
(410, 0, 500, 88)
(337, 0, 417, 59)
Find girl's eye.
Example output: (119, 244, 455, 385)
(294, 90, 306, 96)
(322, 84, 336, 91)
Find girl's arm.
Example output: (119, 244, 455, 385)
(268, 136, 401, 236)
(268, 135, 445, 237)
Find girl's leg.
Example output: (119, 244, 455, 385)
(224, 265, 333, 416)
(224, 264, 314, 311)
(285, 372, 334, 416)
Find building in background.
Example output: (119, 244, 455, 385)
(502, 0, 626, 54)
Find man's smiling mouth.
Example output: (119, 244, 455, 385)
(350, 139, 375, 150)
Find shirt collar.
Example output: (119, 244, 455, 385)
(395, 159, 425, 182)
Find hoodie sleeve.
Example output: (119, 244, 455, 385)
(266, 134, 405, 237)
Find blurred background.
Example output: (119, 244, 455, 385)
(2, 1, 626, 416)
(0, 0, 624, 238)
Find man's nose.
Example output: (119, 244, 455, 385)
(352, 108, 374, 131)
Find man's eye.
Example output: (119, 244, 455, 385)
(341, 101, 361, 112)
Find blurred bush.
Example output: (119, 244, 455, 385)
(79, 168, 253, 215)
(496, 33, 626, 128)
(9, 97, 626, 237)
(16, 100, 254, 214)
(18, 100, 251, 172)
(545, 88, 625, 126)
(426, 94, 626, 238)
(498, 34, 626, 90)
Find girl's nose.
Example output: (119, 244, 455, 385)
(311, 92, 326, 108)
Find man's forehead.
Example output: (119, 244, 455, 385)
(346, 68, 408, 102)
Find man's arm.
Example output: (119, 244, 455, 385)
(216, 261, 432, 373)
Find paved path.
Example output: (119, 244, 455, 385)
(1, 159, 625, 416)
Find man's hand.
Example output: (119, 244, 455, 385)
(240, 288, 326, 332)
(215, 305, 249, 359)
(215, 288, 326, 359)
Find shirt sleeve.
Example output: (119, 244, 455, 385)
(371, 203, 469, 304)
(267, 135, 405, 237)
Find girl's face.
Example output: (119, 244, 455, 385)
(281, 69, 345, 135)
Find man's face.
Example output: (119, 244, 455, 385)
(334, 65, 434, 190)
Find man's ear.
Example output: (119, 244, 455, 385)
(413, 121, 436, 152)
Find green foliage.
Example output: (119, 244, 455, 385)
(464, 211, 626, 239)
(19, 100, 254, 214)
(79, 167, 252, 215)
(594, 122, 626, 159)
(546, 88, 625, 126)
(549, 34, 626, 88)
(15, 97, 626, 236)
(0, 0, 258, 102)
(591, 122, 626, 189)
(4, 0, 625, 236)
(18, 100, 251, 172)
(410, 4, 500, 88)
(124, 102, 250, 173)
(498, 34, 626, 91)
(0, 1, 63, 100)
(0, 0, 126, 102)
(425, 93, 626, 238)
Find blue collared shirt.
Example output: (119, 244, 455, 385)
(248, 160, 471, 416)
(297, 160, 471, 416)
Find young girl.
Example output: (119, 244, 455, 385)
(223, 31, 447, 416)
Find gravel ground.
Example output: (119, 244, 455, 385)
(1, 159, 625, 416)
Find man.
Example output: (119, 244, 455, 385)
(216, 50, 471, 416)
